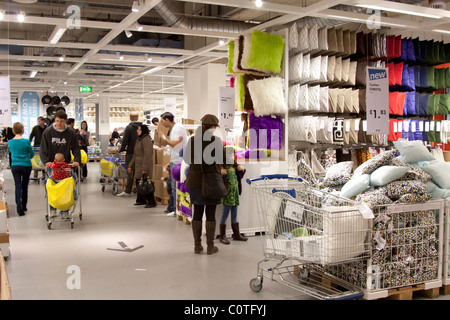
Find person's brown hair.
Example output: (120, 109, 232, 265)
(130, 114, 139, 121)
(12, 122, 24, 135)
(55, 110, 68, 120)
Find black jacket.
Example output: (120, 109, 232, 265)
(119, 121, 142, 155)
(29, 125, 46, 146)
(40, 124, 81, 165)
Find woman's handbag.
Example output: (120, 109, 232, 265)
(137, 174, 154, 196)
(201, 165, 228, 199)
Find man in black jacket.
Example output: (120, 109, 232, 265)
(29, 116, 46, 147)
(40, 110, 81, 168)
(116, 114, 142, 197)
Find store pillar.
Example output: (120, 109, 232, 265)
(95, 96, 110, 154)
(184, 63, 226, 122)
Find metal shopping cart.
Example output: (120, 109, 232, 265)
(44, 165, 83, 229)
(30, 147, 46, 184)
(246, 174, 373, 300)
(99, 153, 127, 195)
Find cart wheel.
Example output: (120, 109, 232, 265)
(112, 187, 118, 196)
(102, 185, 105, 192)
(79, 214, 82, 221)
(99, 178, 105, 183)
(71, 222, 74, 229)
(45, 214, 49, 221)
(249, 278, 263, 292)
(47, 222, 52, 230)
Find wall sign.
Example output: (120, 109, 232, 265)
(19, 91, 39, 139)
(366, 67, 389, 135)
(0, 77, 11, 128)
(218, 87, 235, 129)
(164, 97, 177, 120)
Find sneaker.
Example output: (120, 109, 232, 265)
(116, 191, 131, 197)
(166, 211, 175, 217)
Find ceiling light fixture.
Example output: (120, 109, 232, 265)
(144, 54, 152, 62)
(125, 30, 133, 38)
(30, 71, 37, 78)
(0, 11, 5, 21)
(17, 11, 25, 22)
(255, 0, 263, 8)
(59, 55, 65, 62)
(131, 1, 140, 12)
(119, 54, 124, 61)
(135, 22, 143, 31)
(326, 14, 408, 28)
(219, 39, 225, 46)
(433, 29, 450, 34)
(355, 1, 444, 19)
(49, 27, 67, 44)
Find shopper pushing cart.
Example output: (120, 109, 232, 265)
(99, 152, 127, 195)
(246, 174, 373, 300)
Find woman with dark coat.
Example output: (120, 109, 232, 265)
(184, 114, 226, 255)
(128, 125, 156, 208)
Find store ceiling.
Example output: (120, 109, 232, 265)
(1, 0, 450, 111)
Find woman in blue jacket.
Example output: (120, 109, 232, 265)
(8, 122, 34, 216)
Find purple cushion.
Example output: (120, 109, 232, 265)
(406, 38, 416, 62)
(402, 119, 410, 140)
(248, 113, 283, 150)
(407, 66, 415, 90)
(401, 38, 408, 61)
(405, 91, 416, 115)
(171, 163, 181, 182)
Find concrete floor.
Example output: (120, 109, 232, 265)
(3, 163, 449, 301)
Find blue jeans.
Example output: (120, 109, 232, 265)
(11, 166, 32, 212)
(220, 205, 238, 225)
(167, 162, 177, 212)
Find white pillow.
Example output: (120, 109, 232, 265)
(352, 89, 360, 113)
(393, 140, 435, 163)
(340, 174, 370, 199)
(319, 86, 329, 113)
(308, 85, 320, 111)
(318, 26, 328, 51)
(421, 161, 450, 189)
(289, 22, 298, 51)
(369, 166, 410, 187)
(341, 58, 350, 82)
(288, 85, 300, 111)
(327, 55, 335, 82)
(320, 55, 328, 82)
(298, 84, 309, 111)
(247, 77, 287, 117)
(289, 53, 303, 81)
(298, 25, 309, 52)
(334, 57, 342, 82)
(302, 54, 311, 80)
(310, 56, 321, 82)
(308, 24, 319, 52)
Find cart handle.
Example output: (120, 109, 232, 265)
(246, 174, 303, 185)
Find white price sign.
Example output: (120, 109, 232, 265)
(0, 77, 11, 128)
(163, 97, 177, 120)
(218, 87, 235, 129)
(366, 67, 389, 135)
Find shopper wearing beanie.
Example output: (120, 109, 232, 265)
(184, 114, 226, 255)
(128, 125, 156, 208)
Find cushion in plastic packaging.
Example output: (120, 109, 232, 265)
(334, 56, 342, 82)
(319, 86, 329, 113)
(356, 60, 367, 86)
(327, 55, 335, 82)
(427, 66, 435, 89)
(336, 89, 345, 113)
(247, 77, 287, 117)
(289, 53, 303, 81)
(302, 54, 311, 80)
(420, 66, 429, 88)
(318, 26, 328, 51)
(353, 149, 398, 176)
(349, 118, 360, 144)
(343, 118, 351, 145)
(343, 29, 351, 55)
(288, 84, 300, 111)
(317, 116, 331, 143)
(326, 117, 335, 143)
(359, 89, 366, 113)
(298, 84, 309, 111)
(405, 91, 416, 116)
(389, 92, 399, 115)
(341, 58, 350, 83)
(401, 38, 408, 61)
(298, 25, 309, 52)
(348, 61, 357, 86)
(308, 24, 319, 52)
(418, 93, 429, 116)
(322, 161, 354, 187)
(407, 37, 416, 61)
(320, 55, 328, 82)
(336, 28, 344, 53)
(352, 89, 360, 113)
(328, 88, 338, 113)
(309, 56, 321, 82)
(327, 27, 338, 52)
(289, 22, 298, 51)
(414, 66, 421, 87)
(343, 88, 353, 113)
(308, 85, 320, 111)
(402, 119, 410, 140)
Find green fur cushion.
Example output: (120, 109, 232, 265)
(235, 75, 245, 111)
(246, 30, 285, 74)
(227, 40, 235, 75)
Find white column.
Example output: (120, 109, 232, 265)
(184, 63, 226, 122)
(96, 95, 110, 153)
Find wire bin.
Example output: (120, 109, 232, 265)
(247, 174, 371, 300)
(325, 200, 444, 300)
(99, 154, 127, 195)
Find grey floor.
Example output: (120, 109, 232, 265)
(3, 163, 311, 300)
(3, 163, 449, 301)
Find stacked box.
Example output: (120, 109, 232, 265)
(0, 202, 8, 258)
(153, 123, 170, 147)
(152, 147, 171, 202)
(0, 253, 11, 300)
(325, 200, 444, 300)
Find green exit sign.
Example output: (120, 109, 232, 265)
(79, 86, 93, 93)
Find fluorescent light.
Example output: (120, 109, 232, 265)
(355, 2, 443, 19)
(17, 11, 25, 22)
(0, 11, 5, 21)
(119, 55, 124, 61)
(433, 29, 450, 34)
(131, 1, 139, 12)
(255, 0, 263, 8)
(326, 14, 407, 28)
(59, 55, 65, 62)
(125, 30, 133, 38)
(30, 71, 37, 78)
(219, 39, 225, 46)
(49, 27, 67, 44)
(144, 54, 152, 62)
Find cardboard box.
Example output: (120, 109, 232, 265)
(0, 231, 9, 244)
(154, 164, 169, 182)
(0, 202, 8, 219)
(0, 210, 6, 234)
(0, 243, 9, 259)
(0, 252, 11, 300)
(153, 179, 170, 199)
(156, 148, 171, 166)
(182, 118, 197, 125)
(444, 151, 450, 162)
(154, 123, 170, 147)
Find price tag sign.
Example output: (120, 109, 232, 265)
(164, 97, 177, 120)
(366, 67, 389, 135)
(0, 77, 12, 128)
(218, 87, 235, 129)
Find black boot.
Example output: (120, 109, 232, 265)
(191, 220, 203, 254)
(219, 224, 230, 245)
(232, 223, 248, 241)
(205, 221, 219, 255)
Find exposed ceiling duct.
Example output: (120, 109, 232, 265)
(154, 0, 251, 33)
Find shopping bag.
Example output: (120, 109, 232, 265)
(46, 177, 75, 211)
(70, 150, 88, 164)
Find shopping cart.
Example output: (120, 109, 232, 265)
(44, 165, 83, 229)
(0, 144, 9, 170)
(30, 147, 45, 184)
(246, 174, 373, 300)
(99, 153, 127, 195)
